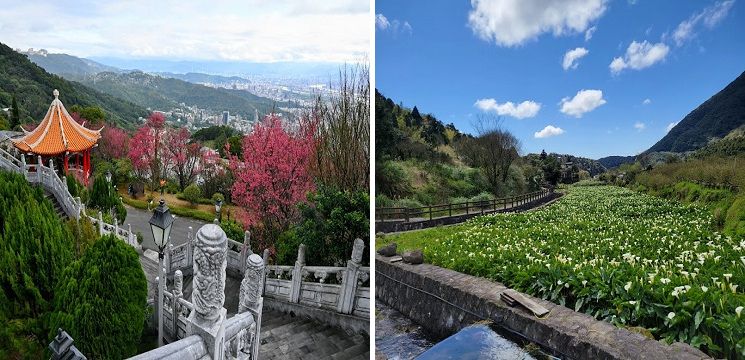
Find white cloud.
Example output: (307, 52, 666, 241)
(559, 89, 606, 117)
(585, 26, 597, 41)
(376, 14, 390, 30)
(474, 98, 541, 119)
(562, 47, 589, 70)
(534, 125, 565, 138)
(0, 0, 369, 63)
(467, 0, 607, 47)
(666, 122, 679, 132)
(376, 13, 413, 35)
(610, 40, 669, 74)
(634, 122, 646, 131)
(642, 98, 651, 105)
(673, 0, 735, 46)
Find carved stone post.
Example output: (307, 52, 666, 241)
(172, 270, 183, 339)
(240, 230, 252, 273)
(239, 254, 265, 360)
(128, 224, 134, 246)
(98, 211, 104, 234)
(289, 244, 306, 303)
(165, 243, 173, 274)
(20, 155, 26, 177)
(62, 176, 67, 191)
(77, 197, 84, 219)
(337, 238, 365, 314)
(114, 218, 119, 238)
(187, 226, 194, 270)
(187, 224, 228, 360)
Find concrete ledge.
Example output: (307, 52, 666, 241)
(375, 255, 710, 360)
(263, 297, 369, 335)
(375, 192, 563, 233)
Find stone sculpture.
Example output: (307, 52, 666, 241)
(191, 224, 228, 322)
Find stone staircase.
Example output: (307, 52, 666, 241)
(259, 308, 369, 360)
(43, 189, 68, 219)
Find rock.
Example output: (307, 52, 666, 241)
(377, 243, 397, 257)
(402, 249, 423, 264)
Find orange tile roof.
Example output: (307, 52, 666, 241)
(12, 90, 101, 155)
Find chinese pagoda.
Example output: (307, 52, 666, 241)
(11, 89, 101, 185)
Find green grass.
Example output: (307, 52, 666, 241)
(376, 224, 466, 253)
(122, 196, 215, 223)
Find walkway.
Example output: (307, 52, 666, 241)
(125, 204, 208, 250)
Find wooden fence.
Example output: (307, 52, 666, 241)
(376, 188, 553, 223)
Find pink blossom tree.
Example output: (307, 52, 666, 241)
(99, 126, 129, 160)
(167, 128, 203, 190)
(230, 115, 315, 248)
(127, 113, 169, 184)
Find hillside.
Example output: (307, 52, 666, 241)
(0, 43, 147, 128)
(597, 155, 636, 169)
(78, 71, 296, 119)
(646, 71, 745, 153)
(24, 51, 120, 79)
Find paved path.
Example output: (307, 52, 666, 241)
(125, 205, 209, 251)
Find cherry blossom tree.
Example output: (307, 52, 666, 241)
(167, 128, 203, 190)
(99, 125, 129, 160)
(127, 113, 169, 184)
(230, 115, 315, 248)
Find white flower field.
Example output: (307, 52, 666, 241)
(424, 185, 744, 357)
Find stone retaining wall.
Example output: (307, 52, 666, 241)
(375, 255, 710, 360)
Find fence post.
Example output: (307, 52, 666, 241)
(240, 230, 251, 274)
(337, 238, 364, 315)
(289, 244, 306, 303)
(166, 243, 173, 274)
(172, 269, 183, 340)
(448, 203, 452, 217)
(465, 201, 469, 215)
(262, 249, 270, 296)
(98, 211, 103, 234)
(37, 156, 43, 183)
(404, 208, 410, 223)
(239, 254, 265, 360)
(429, 206, 432, 221)
(187, 226, 194, 269)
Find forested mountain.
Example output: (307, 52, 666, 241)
(375, 89, 466, 162)
(0, 43, 147, 128)
(597, 155, 636, 169)
(646, 71, 745, 153)
(77, 71, 296, 118)
(24, 51, 120, 78)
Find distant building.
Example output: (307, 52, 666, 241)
(222, 111, 229, 125)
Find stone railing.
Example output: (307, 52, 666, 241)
(263, 239, 370, 321)
(132, 223, 265, 360)
(163, 227, 253, 279)
(0, 147, 139, 250)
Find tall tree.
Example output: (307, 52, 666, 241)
(127, 113, 169, 185)
(305, 63, 370, 192)
(457, 116, 520, 195)
(168, 128, 203, 190)
(230, 115, 315, 249)
(10, 94, 19, 129)
(98, 125, 129, 160)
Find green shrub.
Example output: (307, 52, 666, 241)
(49, 234, 147, 359)
(88, 175, 125, 223)
(287, 186, 369, 266)
(395, 198, 424, 209)
(375, 160, 411, 198)
(182, 184, 202, 206)
(0, 171, 75, 356)
(375, 194, 394, 208)
(275, 228, 302, 266)
(725, 195, 745, 237)
(469, 192, 495, 203)
(211, 192, 225, 203)
(65, 217, 99, 256)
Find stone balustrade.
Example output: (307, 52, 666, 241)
(0, 147, 138, 250)
(263, 239, 370, 329)
(164, 228, 253, 279)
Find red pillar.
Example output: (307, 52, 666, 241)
(63, 154, 69, 174)
(84, 150, 90, 185)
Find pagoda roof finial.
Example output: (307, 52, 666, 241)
(53, 89, 59, 99)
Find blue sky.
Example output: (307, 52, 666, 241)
(376, 0, 745, 159)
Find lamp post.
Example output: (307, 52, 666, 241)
(149, 199, 174, 347)
(215, 198, 223, 222)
